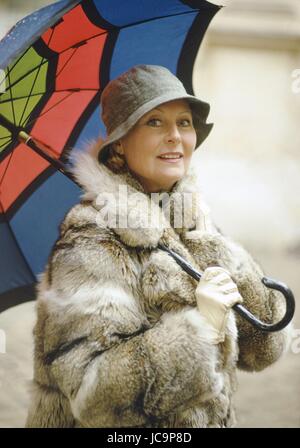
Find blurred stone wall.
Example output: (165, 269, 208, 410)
(193, 0, 300, 253)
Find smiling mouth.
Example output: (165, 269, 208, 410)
(157, 153, 183, 162)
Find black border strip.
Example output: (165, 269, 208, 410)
(98, 29, 120, 90)
(182, 0, 222, 8)
(81, 0, 120, 92)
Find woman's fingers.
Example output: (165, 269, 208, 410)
(227, 290, 243, 305)
(197, 266, 243, 307)
(199, 266, 243, 305)
(202, 267, 232, 285)
(212, 273, 232, 286)
(219, 282, 239, 294)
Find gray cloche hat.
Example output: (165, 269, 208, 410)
(98, 64, 213, 163)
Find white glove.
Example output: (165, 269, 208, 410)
(195, 267, 243, 344)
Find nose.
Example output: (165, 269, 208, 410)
(165, 123, 181, 145)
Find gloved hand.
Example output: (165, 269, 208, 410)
(195, 267, 243, 344)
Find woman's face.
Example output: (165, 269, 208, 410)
(117, 99, 197, 193)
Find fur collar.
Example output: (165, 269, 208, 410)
(70, 139, 212, 248)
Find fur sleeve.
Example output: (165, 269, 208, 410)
(221, 237, 292, 372)
(183, 229, 292, 372)
(31, 225, 224, 427)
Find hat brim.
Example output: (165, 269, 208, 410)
(98, 92, 213, 163)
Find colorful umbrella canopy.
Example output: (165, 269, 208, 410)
(0, 0, 221, 312)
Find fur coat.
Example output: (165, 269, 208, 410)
(26, 143, 290, 428)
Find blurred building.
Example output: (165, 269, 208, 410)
(193, 0, 300, 252)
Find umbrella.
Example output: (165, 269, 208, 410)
(0, 0, 221, 312)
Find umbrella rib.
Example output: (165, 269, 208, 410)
(0, 46, 33, 89)
(19, 27, 56, 128)
(0, 199, 36, 283)
(55, 47, 78, 80)
(19, 27, 57, 129)
(0, 88, 95, 146)
(0, 89, 97, 105)
(0, 75, 5, 93)
(0, 150, 14, 188)
(22, 91, 76, 129)
(0, 138, 11, 147)
(114, 9, 201, 30)
(0, 141, 11, 152)
(4, 58, 57, 94)
(19, 58, 46, 128)
(4, 31, 108, 94)
(0, 93, 44, 105)
(1, 22, 58, 94)
(6, 68, 17, 128)
(2, 45, 34, 83)
(0, 69, 46, 110)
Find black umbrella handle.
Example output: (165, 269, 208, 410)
(158, 243, 295, 333)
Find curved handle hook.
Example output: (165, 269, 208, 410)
(234, 276, 295, 332)
(158, 243, 295, 333)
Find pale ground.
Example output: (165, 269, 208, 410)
(235, 250, 300, 428)
(0, 301, 35, 428)
(0, 251, 299, 428)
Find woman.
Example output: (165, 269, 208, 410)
(26, 65, 290, 428)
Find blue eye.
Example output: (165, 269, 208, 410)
(147, 118, 161, 126)
(179, 118, 192, 127)
(145, 117, 193, 127)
